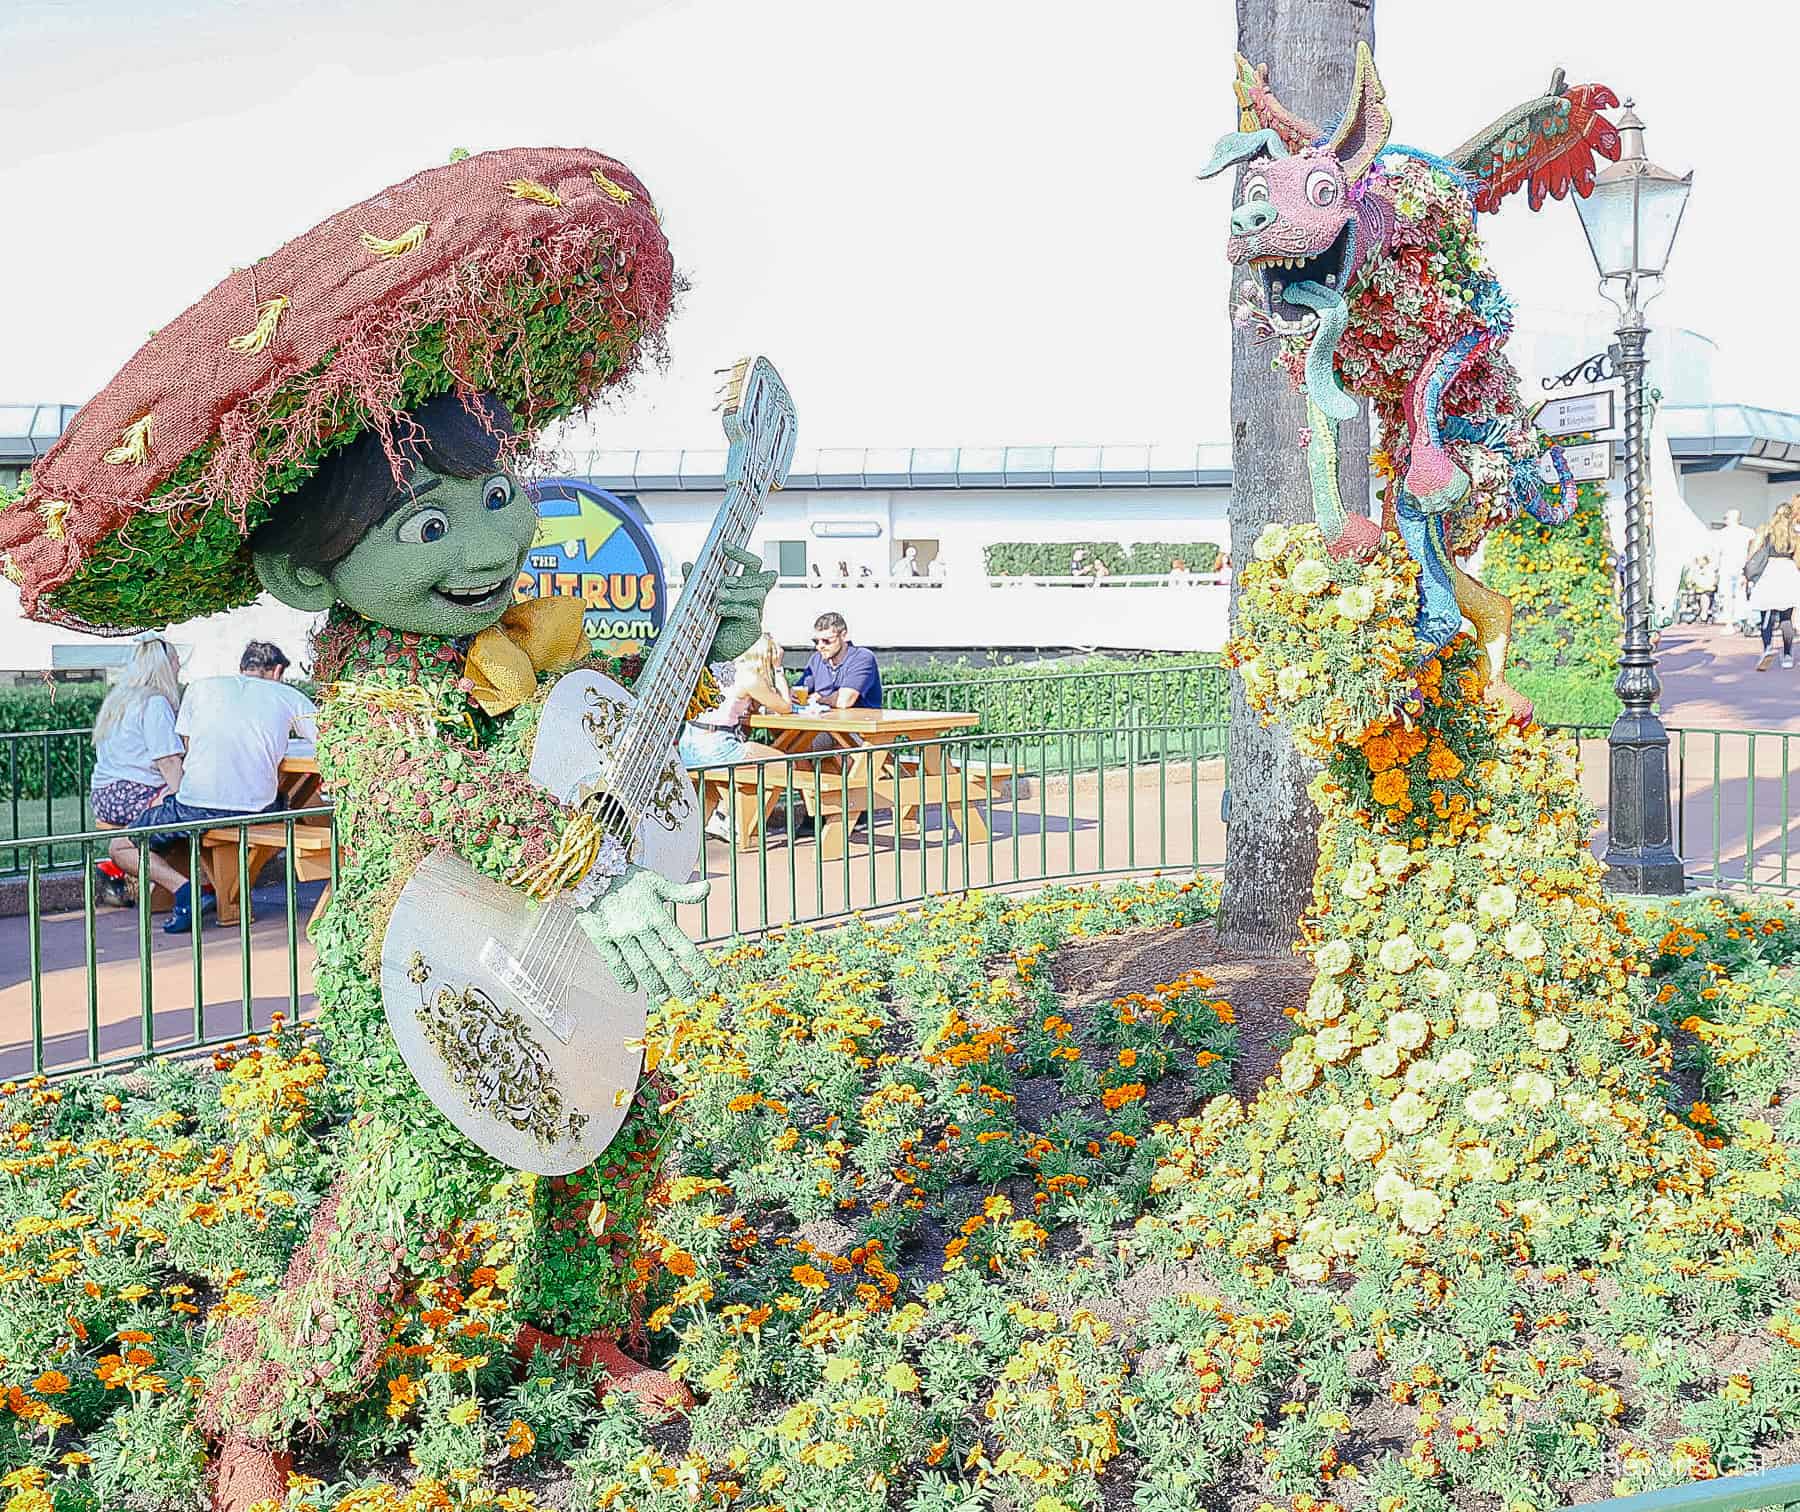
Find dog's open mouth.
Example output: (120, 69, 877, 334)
(434, 577, 513, 610)
(1248, 223, 1351, 331)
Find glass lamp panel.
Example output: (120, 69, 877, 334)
(1632, 174, 1692, 276)
(1574, 177, 1640, 279)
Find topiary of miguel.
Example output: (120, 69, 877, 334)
(0, 148, 774, 1511)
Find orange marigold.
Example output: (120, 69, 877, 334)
(1362, 735, 1399, 773)
(1371, 770, 1410, 807)
(31, 1371, 69, 1396)
(1426, 744, 1464, 780)
(791, 1263, 829, 1290)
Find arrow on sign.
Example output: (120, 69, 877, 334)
(532, 492, 624, 554)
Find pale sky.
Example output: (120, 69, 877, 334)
(2, 0, 1791, 454)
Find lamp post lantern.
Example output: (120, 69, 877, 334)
(1573, 103, 1692, 896)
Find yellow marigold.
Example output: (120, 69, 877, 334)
(885, 1361, 921, 1393)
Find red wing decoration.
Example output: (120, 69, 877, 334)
(1449, 75, 1622, 214)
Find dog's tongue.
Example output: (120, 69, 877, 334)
(1286, 282, 1356, 423)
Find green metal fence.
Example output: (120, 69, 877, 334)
(2, 727, 93, 875)
(2, 723, 1223, 1078)
(7, 714, 1800, 1081)
(884, 661, 1229, 762)
(679, 721, 1226, 943)
(1559, 1462, 1800, 1512)
(4, 807, 336, 1078)
(1669, 727, 1800, 895)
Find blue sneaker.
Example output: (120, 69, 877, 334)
(163, 882, 195, 933)
(162, 882, 217, 934)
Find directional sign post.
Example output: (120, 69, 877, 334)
(1537, 440, 1613, 485)
(1536, 389, 1615, 439)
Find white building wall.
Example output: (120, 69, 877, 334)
(628, 484, 1232, 584)
(1674, 467, 1793, 530)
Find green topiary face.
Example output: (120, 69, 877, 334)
(253, 462, 539, 637)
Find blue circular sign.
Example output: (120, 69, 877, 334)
(520, 478, 667, 651)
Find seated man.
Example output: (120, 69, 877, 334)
(797, 611, 882, 710)
(787, 613, 883, 834)
(110, 640, 320, 932)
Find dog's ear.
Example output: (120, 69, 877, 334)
(1322, 42, 1391, 183)
(1198, 127, 1289, 182)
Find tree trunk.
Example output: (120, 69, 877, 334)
(1217, 0, 1375, 954)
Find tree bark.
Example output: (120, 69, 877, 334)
(1217, 0, 1375, 954)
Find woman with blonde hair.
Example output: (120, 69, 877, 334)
(89, 635, 185, 826)
(1749, 498, 1800, 671)
(678, 631, 793, 836)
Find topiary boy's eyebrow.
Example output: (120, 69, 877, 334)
(403, 475, 444, 501)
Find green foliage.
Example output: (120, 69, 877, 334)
(2, 882, 1798, 1507)
(981, 541, 1222, 577)
(1482, 474, 1623, 728)
(0, 685, 106, 800)
(882, 654, 1227, 735)
(1125, 541, 1223, 575)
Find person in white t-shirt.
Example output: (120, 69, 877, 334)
(1716, 509, 1755, 630)
(90, 635, 186, 828)
(109, 640, 319, 932)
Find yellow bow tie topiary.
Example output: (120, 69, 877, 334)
(463, 597, 590, 715)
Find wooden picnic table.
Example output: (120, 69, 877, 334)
(201, 750, 333, 926)
(745, 707, 990, 851)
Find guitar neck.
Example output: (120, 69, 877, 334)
(620, 469, 767, 782)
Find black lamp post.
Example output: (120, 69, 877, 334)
(1573, 103, 1692, 896)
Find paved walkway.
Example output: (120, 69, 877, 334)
(1658, 622, 1800, 731)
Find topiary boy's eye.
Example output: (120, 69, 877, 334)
(484, 479, 511, 511)
(397, 507, 449, 544)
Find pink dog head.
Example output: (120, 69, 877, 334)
(1200, 44, 1393, 329)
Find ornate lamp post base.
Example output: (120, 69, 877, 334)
(1602, 706, 1685, 894)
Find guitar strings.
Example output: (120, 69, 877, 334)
(617, 445, 784, 807)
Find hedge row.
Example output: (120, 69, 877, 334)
(883, 653, 1227, 734)
(981, 541, 1223, 577)
(0, 687, 107, 801)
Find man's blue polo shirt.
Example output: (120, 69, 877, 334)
(800, 643, 883, 708)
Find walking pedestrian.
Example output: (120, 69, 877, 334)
(1717, 508, 1755, 632)
(1748, 501, 1799, 671)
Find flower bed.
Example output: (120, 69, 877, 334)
(2, 855, 1797, 1510)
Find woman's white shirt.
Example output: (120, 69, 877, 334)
(90, 695, 183, 790)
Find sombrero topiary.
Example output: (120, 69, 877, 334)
(0, 146, 674, 631)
